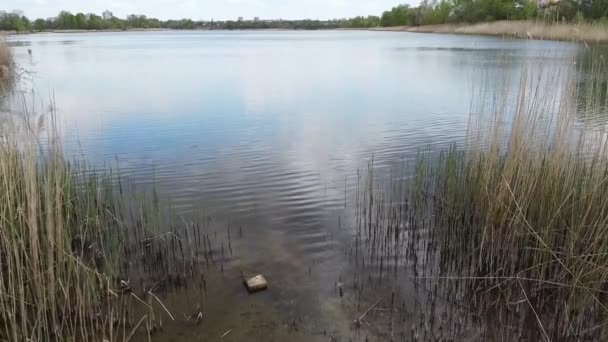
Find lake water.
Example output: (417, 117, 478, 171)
(7, 31, 590, 340)
(9, 31, 585, 216)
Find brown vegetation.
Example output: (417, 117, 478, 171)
(358, 53, 608, 339)
(0, 109, 213, 340)
(405, 20, 608, 43)
(0, 38, 11, 80)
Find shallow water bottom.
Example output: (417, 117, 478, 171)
(124, 219, 484, 342)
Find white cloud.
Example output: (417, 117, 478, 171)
(4, 0, 419, 20)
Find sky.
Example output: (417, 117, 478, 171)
(4, 0, 419, 21)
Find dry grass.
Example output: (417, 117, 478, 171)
(406, 20, 608, 43)
(357, 53, 608, 339)
(421, 55, 608, 338)
(0, 108, 146, 340)
(0, 38, 11, 80)
(0, 107, 208, 340)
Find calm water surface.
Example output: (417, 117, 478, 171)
(8, 31, 588, 340)
(9, 31, 583, 215)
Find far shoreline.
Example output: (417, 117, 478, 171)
(1, 28, 172, 35)
(2, 21, 608, 44)
(1, 27, 393, 36)
(389, 21, 608, 43)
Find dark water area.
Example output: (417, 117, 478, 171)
(6, 31, 603, 340)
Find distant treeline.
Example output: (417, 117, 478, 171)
(380, 0, 608, 26)
(0, 10, 380, 32)
(0, 0, 607, 33)
(0, 11, 197, 31)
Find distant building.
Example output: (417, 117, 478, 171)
(103, 10, 113, 20)
(254, 17, 260, 22)
(238, 16, 243, 22)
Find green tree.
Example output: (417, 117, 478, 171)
(33, 18, 46, 31)
(164, 18, 194, 29)
(347, 15, 380, 27)
(74, 13, 87, 29)
(20, 16, 32, 31)
(381, 5, 413, 26)
(513, 0, 539, 20)
(449, 0, 475, 22)
(422, 0, 453, 25)
(0, 11, 32, 31)
(107, 17, 126, 30)
(56, 11, 75, 29)
(557, 0, 581, 21)
(147, 18, 161, 28)
(581, 0, 608, 19)
(86, 14, 104, 29)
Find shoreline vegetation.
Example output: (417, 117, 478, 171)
(429, 56, 608, 338)
(367, 20, 608, 43)
(0, 108, 214, 340)
(0, 28, 169, 35)
(0, 37, 12, 93)
(0, 40, 215, 340)
(1, 0, 607, 39)
(358, 54, 608, 339)
(0, 38, 10, 74)
(2, 20, 608, 44)
(402, 20, 608, 42)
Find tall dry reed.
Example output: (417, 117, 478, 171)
(422, 54, 608, 338)
(0, 37, 13, 97)
(0, 107, 138, 340)
(0, 105, 209, 340)
(356, 53, 608, 339)
(0, 38, 10, 77)
(407, 20, 608, 43)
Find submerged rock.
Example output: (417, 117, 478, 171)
(244, 274, 268, 293)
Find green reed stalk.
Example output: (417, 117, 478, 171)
(357, 51, 608, 339)
(425, 53, 608, 338)
(0, 103, 198, 340)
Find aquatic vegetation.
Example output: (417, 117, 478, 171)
(0, 112, 111, 340)
(356, 53, 608, 339)
(0, 37, 11, 87)
(428, 56, 608, 339)
(0, 37, 13, 97)
(0, 38, 10, 70)
(407, 20, 608, 43)
(0, 108, 217, 340)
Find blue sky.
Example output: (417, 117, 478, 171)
(4, 0, 418, 21)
